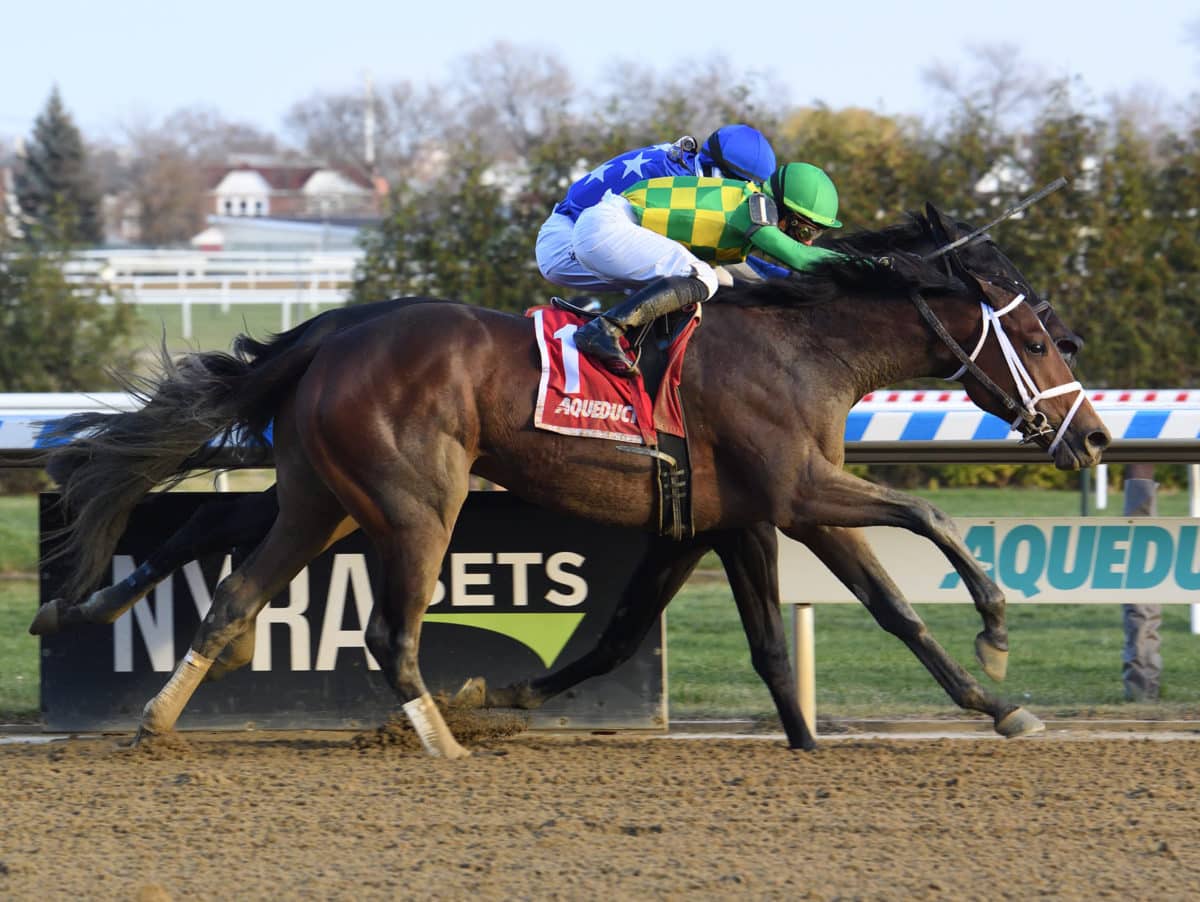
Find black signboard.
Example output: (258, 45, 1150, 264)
(39, 492, 664, 732)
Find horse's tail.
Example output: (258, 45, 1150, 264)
(43, 330, 321, 602)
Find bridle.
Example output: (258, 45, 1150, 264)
(907, 269, 1086, 455)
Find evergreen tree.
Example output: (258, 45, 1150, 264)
(0, 237, 134, 390)
(1083, 118, 1184, 387)
(777, 106, 927, 228)
(14, 87, 103, 245)
(352, 143, 554, 312)
(995, 85, 1108, 381)
(1155, 111, 1200, 384)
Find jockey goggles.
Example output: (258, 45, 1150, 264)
(785, 213, 825, 244)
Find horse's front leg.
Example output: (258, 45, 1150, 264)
(790, 463, 1009, 681)
(711, 524, 816, 751)
(790, 524, 1042, 737)
(468, 535, 710, 710)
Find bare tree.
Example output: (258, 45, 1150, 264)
(284, 79, 442, 184)
(114, 107, 279, 246)
(564, 55, 787, 168)
(449, 41, 576, 159)
(124, 128, 207, 245)
(921, 43, 1048, 139)
(160, 106, 284, 163)
(1103, 87, 1174, 158)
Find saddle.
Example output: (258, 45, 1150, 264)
(549, 297, 696, 541)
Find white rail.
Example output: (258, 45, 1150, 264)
(51, 250, 359, 337)
(62, 249, 361, 284)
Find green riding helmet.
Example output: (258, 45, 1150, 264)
(764, 162, 842, 228)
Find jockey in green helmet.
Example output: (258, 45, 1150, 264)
(764, 161, 842, 240)
(572, 161, 849, 374)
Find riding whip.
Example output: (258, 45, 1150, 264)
(924, 176, 1069, 261)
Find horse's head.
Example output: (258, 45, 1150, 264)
(942, 262, 1110, 470)
(923, 203, 1083, 367)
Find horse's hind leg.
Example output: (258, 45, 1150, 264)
(794, 524, 1043, 738)
(364, 496, 474, 759)
(475, 534, 710, 710)
(138, 488, 345, 736)
(205, 514, 359, 681)
(29, 489, 281, 636)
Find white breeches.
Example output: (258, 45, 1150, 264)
(537, 193, 718, 297)
(535, 212, 612, 289)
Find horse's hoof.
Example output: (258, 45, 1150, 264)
(484, 681, 544, 710)
(995, 707, 1045, 738)
(442, 742, 472, 760)
(975, 632, 1009, 681)
(132, 725, 157, 746)
(28, 598, 64, 636)
(451, 677, 487, 709)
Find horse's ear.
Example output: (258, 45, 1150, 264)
(925, 202, 956, 246)
(938, 242, 986, 299)
(965, 270, 1022, 310)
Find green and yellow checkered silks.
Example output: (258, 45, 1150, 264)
(622, 176, 757, 263)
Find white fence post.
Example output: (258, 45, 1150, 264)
(1095, 463, 1108, 510)
(181, 298, 192, 340)
(1191, 464, 1200, 635)
(792, 603, 816, 737)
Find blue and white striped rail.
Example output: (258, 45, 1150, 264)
(0, 393, 270, 466)
(0, 394, 137, 456)
(3, 390, 1200, 465)
(846, 389, 1200, 463)
(850, 389, 1200, 441)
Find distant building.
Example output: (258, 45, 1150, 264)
(190, 215, 370, 253)
(204, 161, 381, 220)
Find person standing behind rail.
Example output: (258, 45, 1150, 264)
(1122, 462, 1162, 701)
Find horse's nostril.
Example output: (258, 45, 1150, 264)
(1088, 430, 1111, 450)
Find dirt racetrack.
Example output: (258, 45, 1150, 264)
(2, 719, 1199, 900)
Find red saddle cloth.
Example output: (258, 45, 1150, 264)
(527, 306, 700, 445)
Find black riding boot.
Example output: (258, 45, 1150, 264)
(574, 276, 710, 375)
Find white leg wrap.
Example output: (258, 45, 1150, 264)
(141, 650, 214, 733)
(402, 693, 470, 759)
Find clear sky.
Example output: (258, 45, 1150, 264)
(2, 0, 1197, 143)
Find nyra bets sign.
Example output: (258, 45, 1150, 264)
(40, 493, 663, 732)
(779, 518, 1200, 604)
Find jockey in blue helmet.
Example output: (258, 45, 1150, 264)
(535, 124, 776, 290)
(697, 124, 778, 185)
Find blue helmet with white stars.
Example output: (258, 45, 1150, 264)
(698, 125, 776, 184)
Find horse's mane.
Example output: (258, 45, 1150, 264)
(715, 212, 962, 309)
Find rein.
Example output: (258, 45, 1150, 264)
(908, 288, 1085, 454)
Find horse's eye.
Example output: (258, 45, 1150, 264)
(1025, 341, 1047, 355)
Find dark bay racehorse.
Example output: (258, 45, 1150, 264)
(40, 206, 1108, 756)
